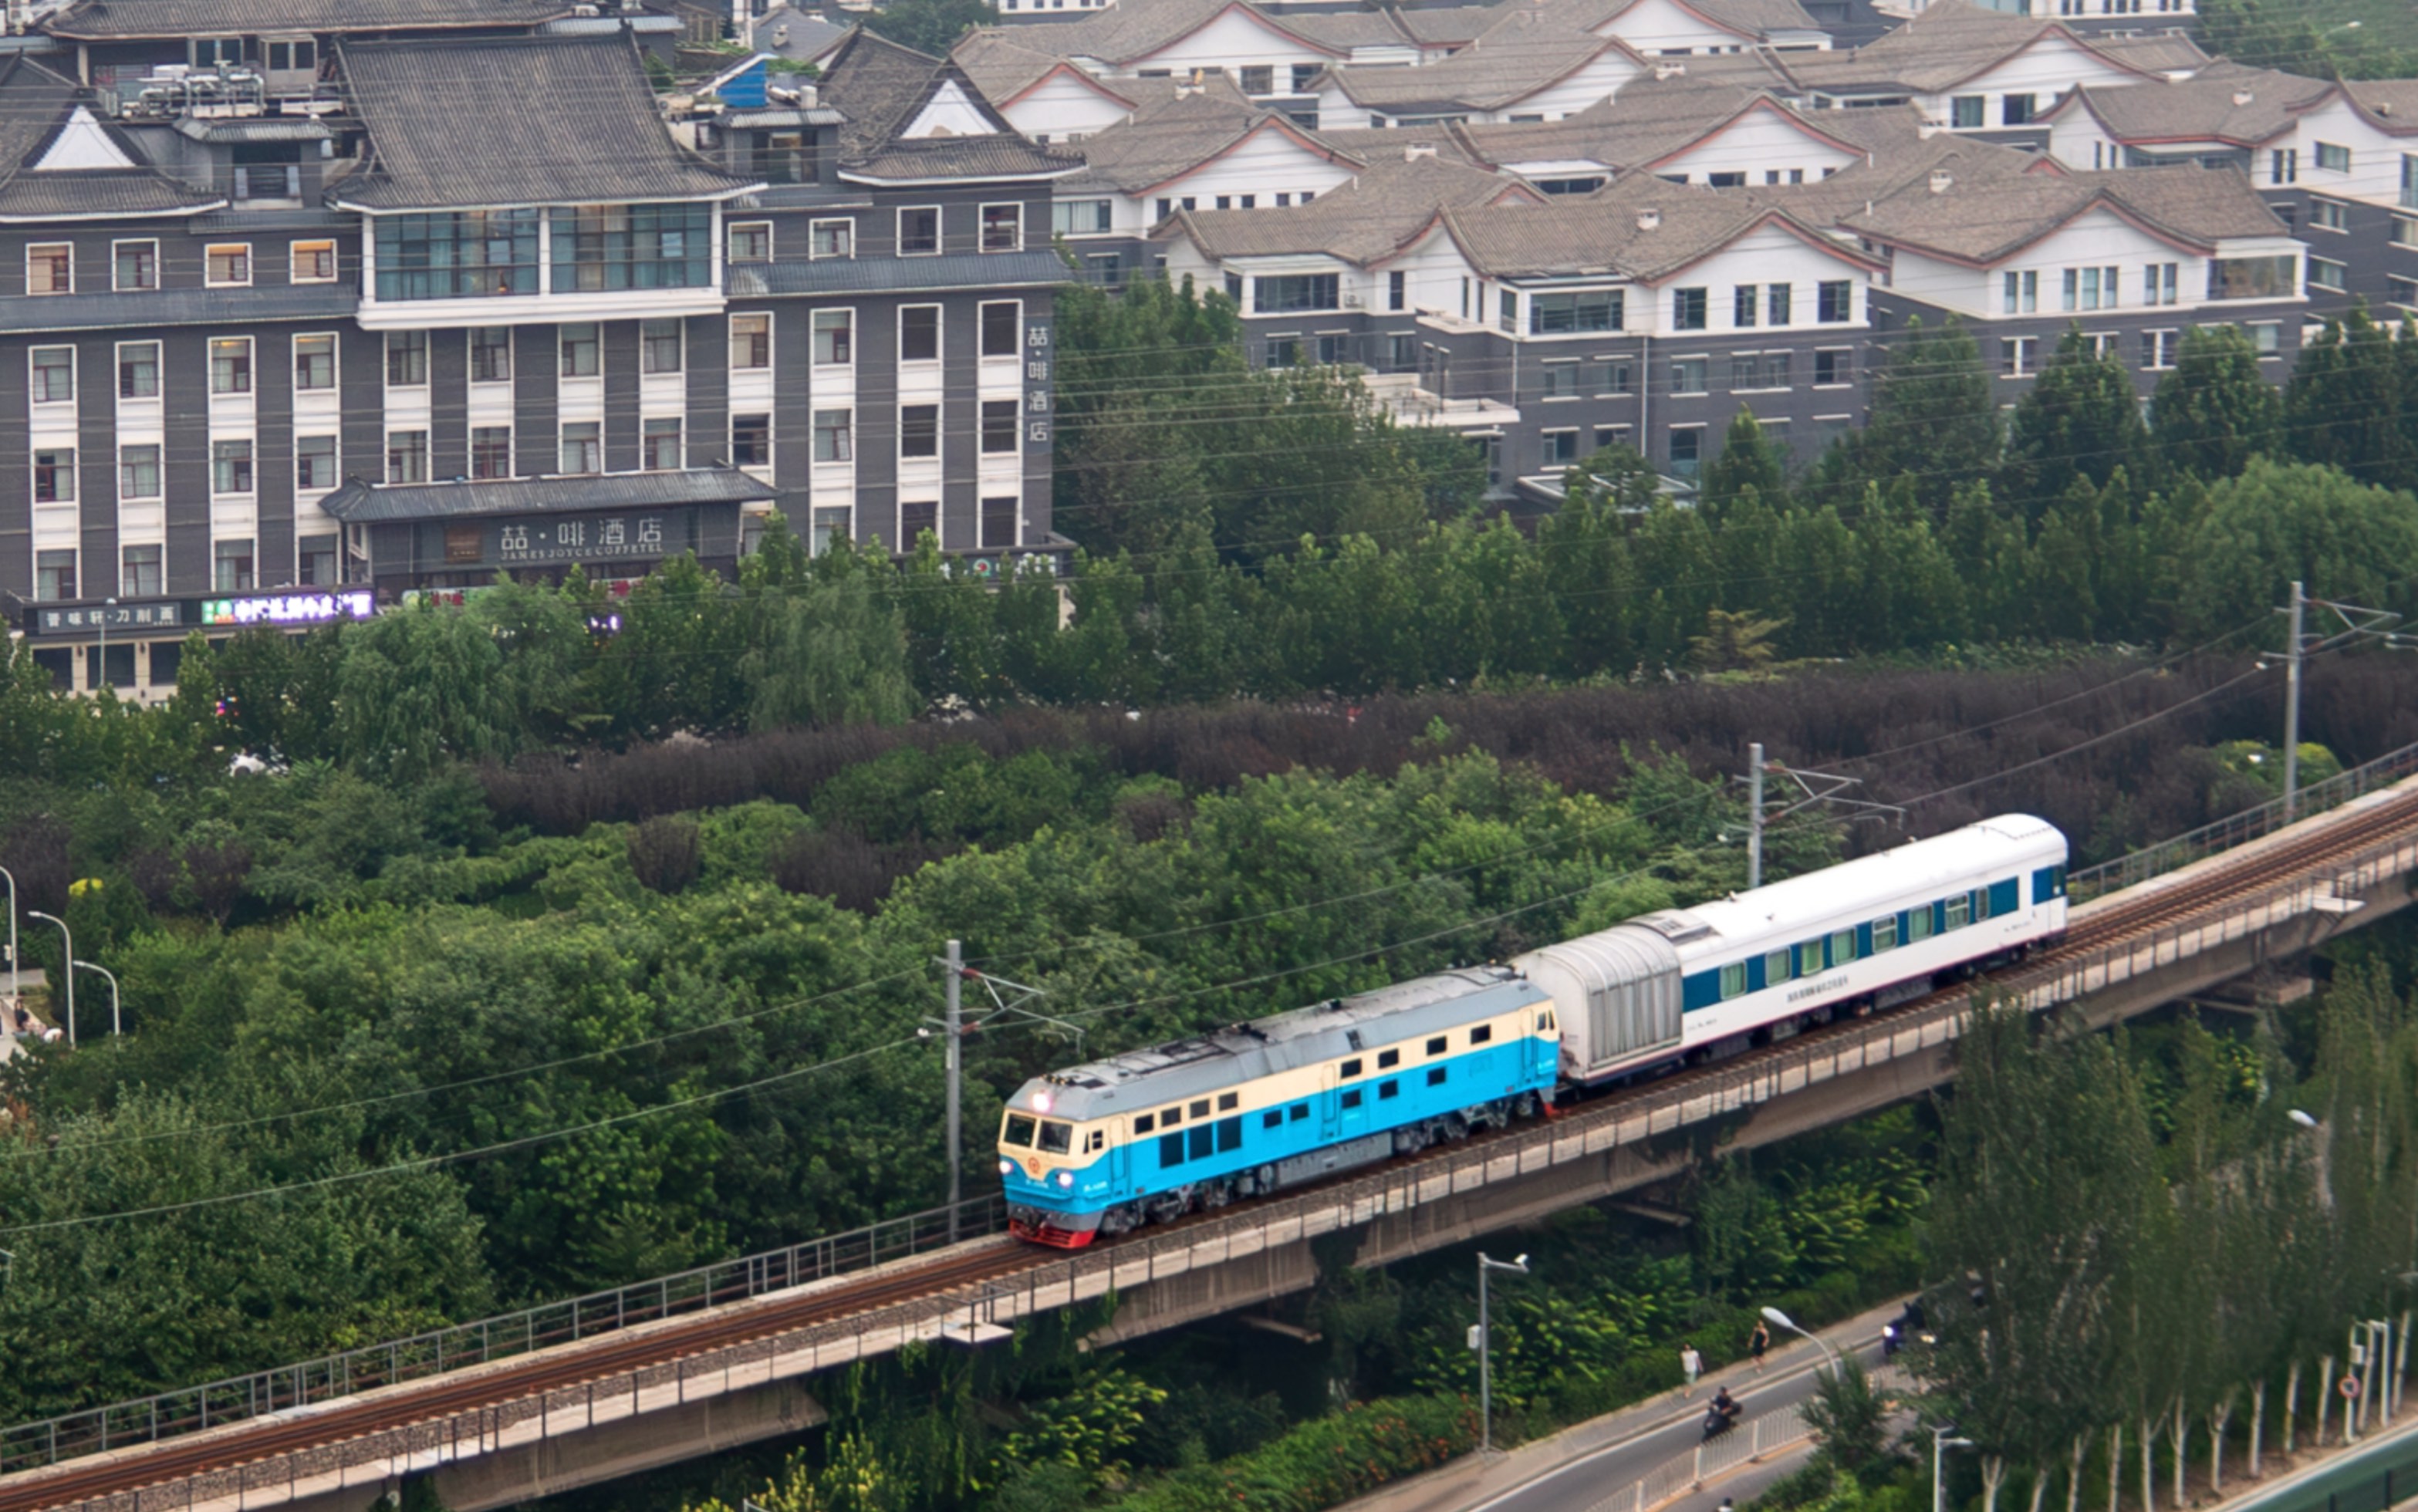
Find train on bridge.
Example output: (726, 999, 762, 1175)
(1001, 814, 2068, 1247)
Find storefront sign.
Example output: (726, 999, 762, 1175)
(1024, 318, 1052, 448)
(495, 515, 669, 566)
(202, 590, 374, 627)
(32, 602, 183, 636)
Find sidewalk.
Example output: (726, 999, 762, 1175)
(1337, 1299, 1907, 1512)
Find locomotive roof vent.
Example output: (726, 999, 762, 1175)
(1627, 910, 1714, 943)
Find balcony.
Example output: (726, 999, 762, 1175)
(1362, 373, 1520, 431)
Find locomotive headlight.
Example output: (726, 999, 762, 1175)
(1056, 1170, 1075, 1189)
(1031, 1091, 1052, 1113)
(999, 1158, 1015, 1176)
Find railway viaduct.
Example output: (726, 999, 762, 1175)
(9, 764, 2418, 1512)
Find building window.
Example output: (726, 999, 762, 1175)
(122, 544, 163, 597)
(471, 427, 512, 479)
(120, 444, 161, 500)
(560, 323, 600, 378)
(1388, 332, 1417, 370)
(981, 300, 1021, 356)
(2403, 154, 2418, 211)
(386, 329, 428, 387)
(981, 203, 1022, 251)
(634, 318, 681, 375)
(118, 342, 160, 400)
(2271, 147, 2297, 185)
(549, 203, 711, 292)
(2002, 93, 2035, 125)
(2311, 198, 2349, 233)
(472, 326, 512, 383)
(728, 221, 772, 262)
(2394, 216, 2418, 248)
(2143, 329, 2179, 369)
(212, 439, 255, 494)
(35, 550, 76, 602)
(980, 399, 1018, 454)
(2310, 257, 2347, 292)
(752, 129, 812, 184)
(32, 448, 75, 504)
(731, 313, 771, 370)
(1258, 274, 1339, 313)
(296, 535, 336, 588)
(2144, 262, 2179, 305)
(266, 38, 315, 69)
(2001, 269, 2037, 313)
(900, 500, 939, 546)
(811, 218, 853, 258)
(981, 495, 1018, 548)
(1265, 336, 1298, 369)
(812, 309, 853, 365)
(206, 244, 252, 287)
(30, 346, 73, 406)
(210, 337, 253, 394)
(1672, 287, 1707, 329)
(1671, 355, 1707, 393)
(2247, 321, 2281, 356)
(1539, 362, 1579, 397)
(293, 333, 336, 391)
(2391, 276, 2418, 309)
(1762, 284, 1791, 326)
(1814, 347, 1852, 386)
(1238, 63, 1272, 93)
(1816, 280, 1852, 322)
(27, 243, 72, 295)
(113, 240, 157, 292)
(383, 429, 427, 484)
(292, 240, 337, 282)
(898, 207, 941, 255)
(900, 305, 941, 362)
(553, 421, 598, 474)
(214, 538, 255, 592)
(1292, 62, 1319, 91)
(2003, 336, 2038, 377)
(2315, 141, 2350, 173)
(812, 408, 853, 462)
(1734, 285, 1758, 326)
(900, 403, 940, 458)
(1390, 270, 1407, 311)
(296, 435, 339, 491)
(376, 209, 542, 299)
(1052, 199, 1113, 235)
(1669, 425, 1703, 480)
(2210, 255, 2298, 300)
(1542, 429, 1579, 466)
(1529, 291, 1622, 333)
(732, 413, 771, 468)
(1950, 94, 1984, 128)
(643, 417, 681, 471)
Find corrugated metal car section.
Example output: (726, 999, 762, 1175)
(1517, 926, 1683, 1077)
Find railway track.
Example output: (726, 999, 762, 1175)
(10, 783, 2418, 1512)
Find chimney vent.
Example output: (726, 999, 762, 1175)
(1405, 141, 1437, 160)
(1653, 61, 1686, 79)
(1928, 167, 1952, 194)
(1636, 207, 1660, 229)
(2232, 89, 2254, 106)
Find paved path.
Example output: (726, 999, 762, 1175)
(1341, 1301, 1906, 1512)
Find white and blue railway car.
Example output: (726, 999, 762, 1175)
(1517, 814, 2068, 1085)
(1000, 969, 1562, 1247)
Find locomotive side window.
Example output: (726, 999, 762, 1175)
(1134, 1113, 1155, 1134)
(1873, 916, 1898, 952)
(1471, 1024, 1494, 1045)
(1378, 1048, 1400, 1068)
(1908, 906, 1935, 942)
(1218, 1092, 1240, 1111)
(1767, 948, 1795, 984)
(1290, 1103, 1310, 1121)
(1089, 1130, 1106, 1152)
(1160, 1132, 1184, 1167)
(1540, 1011, 1556, 1031)
(1379, 1080, 1400, 1100)
(1038, 1120, 1074, 1154)
(1263, 1110, 1283, 1129)
(1004, 1114, 1037, 1146)
(1341, 1089, 1364, 1109)
(1426, 1036, 1447, 1055)
(1427, 1066, 1448, 1086)
(1719, 961, 1748, 999)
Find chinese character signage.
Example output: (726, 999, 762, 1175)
(1024, 318, 1052, 448)
(494, 513, 673, 566)
(33, 602, 183, 636)
(204, 591, 374, 627)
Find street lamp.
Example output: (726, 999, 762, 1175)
(1475, 1252, 1531, 1453)
(2290, 1109, 2321, 1129)
(25, 911, 70, 1048)
(1761, 1305, 1841, 1378)
(70, 961, 118, 1038)
(1931, 1425, 1975, 1512)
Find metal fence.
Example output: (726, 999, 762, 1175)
(2068, 739, 2418, 902)
(0, 1193, 1006, 1475)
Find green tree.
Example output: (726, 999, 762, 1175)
(2151, 325, 2285, 481)
(1702, 407, 1790, 519)
(1802, 1355, 1893, 1477)
(2001, 327, 2154, 514)
(2173, 458, 2418, 639)
(2286, 308, 2414, 491)
(1825, 316, 1998, 509)
(743, 543, 919, 731)
(859, 0, 995, 57)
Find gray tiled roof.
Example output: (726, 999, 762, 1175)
(843, 134, 1078, 182)
(44, 0, 569, 37)
(321, 467, 772, 525)
(0, 55, 223, 221)
(1777, 0, 2151, 95)
(1021, 0, 1346, 67)
(2045, 65, 2325, 148)
(729, 247, 1069, 295)
(952, 28, 1082, 102)
(1840, 160, 2285, 262)
(171, 117, 335, 143)
(1326, 22, 1629, 112)
(819, 29, 957, 158)
(0, 281, 356, 332)
(2340, 79, 2418, 134)
(2090, 32, 2208, 73)
(1282, 11, 1417, 49)
(1444, 170, 1864, 280)
(334, 32, 754, 211)
(817, 29, 1081, 181)
(1053, 92, 1356, 191)
(1160, 149, 1534, 264)
(750, 5, 854, 64)
(1457, 73, 1858, 173)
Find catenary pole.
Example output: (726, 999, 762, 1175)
(2284, 579, 2305, 820)
(946, 937, 962, 1240)
(1746, 743, 1765, 890)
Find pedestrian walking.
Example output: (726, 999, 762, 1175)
(1749, 1319, 1771, 1373)
(1680, 1342, 1703, 1398)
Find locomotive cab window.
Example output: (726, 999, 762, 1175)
(1945, 894, 1971, 930)
(1377, 1048, 1400, 1068)
(1038, 1120, 1074, 1154)
(1426, 1036, 1447, 1055)
(1161, 1106, 1181, 1127)
(1003, 1113, 1037, 1146)
(1830, 929, 1857, 964)
(1380, 1080, 1400, 1100)
(1471, 1024, 1493, 1045)
(1088, 1130, 1106, 1152)
(1767, 949, 1795, 984)
(1537, 1011, 1556, 1031)
(1719, 961, 1748, 999)
(1289, 1103, 1309, 1121)
(1341, 1058, 1363, 1078)
(1427, 1066, 1448, 1086)
(1189, 1099, 1211, 1119)
(1873, 916, 1898, 952)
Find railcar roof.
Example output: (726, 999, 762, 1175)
(1011, 968, 1547, 1121)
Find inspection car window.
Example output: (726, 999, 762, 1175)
(1038, 1121, 1074, 1154)
(1004, 1114, 1037, 1146)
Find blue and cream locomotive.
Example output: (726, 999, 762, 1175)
(1002, 814, 2067, 1247)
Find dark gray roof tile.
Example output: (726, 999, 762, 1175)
(728, 247, 1068, 294)
(46, 0, 570, 39)
(0, 282, 356, 332)
(321, 467, 772, 524)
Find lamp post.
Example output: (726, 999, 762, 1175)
(0, 862, 16, 1007)
(1761, 1305, 1841, 1379)
(70, 961, 117, 1038)
(1931, 1425, 1974, 1512)
(1476, 1252, 1531, 1453)
(25, 911, 69, 1047)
